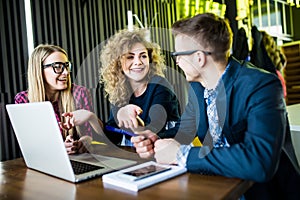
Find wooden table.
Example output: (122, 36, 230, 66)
(0, 145, 253, 200)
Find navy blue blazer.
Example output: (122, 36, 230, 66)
(168, 57, 287, 182)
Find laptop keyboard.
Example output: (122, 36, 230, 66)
(70, 160, 104, 175)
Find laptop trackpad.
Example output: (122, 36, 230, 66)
(69, 153, 135, 169)
(69, 153, 110, 164)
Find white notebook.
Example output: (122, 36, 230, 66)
(102, 161, 187, 192)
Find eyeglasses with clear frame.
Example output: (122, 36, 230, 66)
(170, 50, 212, 62)
(42, 62, 72, 74)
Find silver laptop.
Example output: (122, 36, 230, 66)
(6, 101, 136, 183)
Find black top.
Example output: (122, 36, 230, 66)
(105, 75, 180, 145)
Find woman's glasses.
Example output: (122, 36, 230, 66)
(42, 62, 72, 74)
(171, 50, 212, 62)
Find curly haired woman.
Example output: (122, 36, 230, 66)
(99, 28, 180, 146)
(261, 31, 287, 98)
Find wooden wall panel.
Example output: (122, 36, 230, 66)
(0, 0, 27, 161)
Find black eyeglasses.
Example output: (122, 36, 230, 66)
(171, 50, 212, 62)
(42, 62, 72, 74)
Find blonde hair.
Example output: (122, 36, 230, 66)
(99, 28, 166, 107)
(261, 31, 287, 72)
(27, 44, 77, 138)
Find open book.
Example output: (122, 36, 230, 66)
(102, 161, 187, 192)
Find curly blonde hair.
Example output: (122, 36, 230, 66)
(261, 31, 287, 72)
(99, 28, 166, 107)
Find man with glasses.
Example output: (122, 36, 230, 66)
(132, 13, 299, 199)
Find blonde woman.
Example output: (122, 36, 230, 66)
(15, 44, 97, 154)
(261, 31, 287, 98)
(99, 28, 180, 146)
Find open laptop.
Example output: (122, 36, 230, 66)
(6, 101, 136, 183)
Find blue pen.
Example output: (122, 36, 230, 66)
(105, 125, 137, 137)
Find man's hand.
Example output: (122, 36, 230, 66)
(131, 129, 158, 158)
(154, 139, 180, 165)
